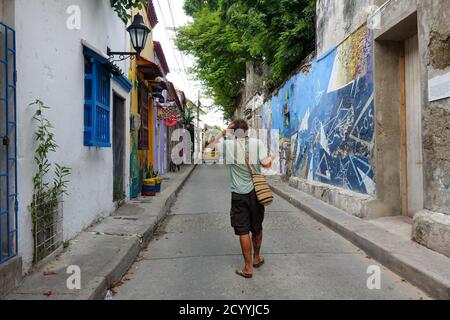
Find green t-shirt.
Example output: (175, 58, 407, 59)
(217, 138, 269, 195)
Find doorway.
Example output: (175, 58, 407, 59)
(113, 94, 126, 202)
(374, 10, 424, 218)
(401, 34, 424, 217)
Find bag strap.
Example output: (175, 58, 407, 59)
(238, 139, 256, 176)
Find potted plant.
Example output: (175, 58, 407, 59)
(142, 165, 157, 196)
(142, 165, 162, 196)
(154, 171, 162, 193)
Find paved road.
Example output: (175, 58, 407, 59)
(113, 165, 428, 300)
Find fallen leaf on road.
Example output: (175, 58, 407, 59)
(115, 280, 125, 287)
(43, 271, 58, 276)
(135, 256, 145, 262)
(43, 291, 53, 297)
(366, 256, 372, 260)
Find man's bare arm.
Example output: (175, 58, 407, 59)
(261, 155, 276, 169)
(209, 123, 235, 150)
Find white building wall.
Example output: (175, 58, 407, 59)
(12, 0, 131, 272)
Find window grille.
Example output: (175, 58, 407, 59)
(0, 22, 18, 265)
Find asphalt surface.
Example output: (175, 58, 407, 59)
(113, 165, 429, 300)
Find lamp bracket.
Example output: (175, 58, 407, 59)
(107, 47, 139, 62)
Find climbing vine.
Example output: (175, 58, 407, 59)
(29, 100, 71, 260)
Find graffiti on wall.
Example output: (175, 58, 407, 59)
(130, 130, 140, 198)
(263, 27, 375, 195)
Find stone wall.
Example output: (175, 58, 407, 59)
(417, 0, 450, 216)
(316, 0, 376, 56)
(238, 0, 449, 224)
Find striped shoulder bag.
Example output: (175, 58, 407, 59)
(239, 140, 273, 206)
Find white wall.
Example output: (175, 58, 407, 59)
(13, 0, 131, 272)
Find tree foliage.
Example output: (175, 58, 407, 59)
(111, 0, 146, 24)
(176, 0, 316, 119)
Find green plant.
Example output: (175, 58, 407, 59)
(114, 176, 126, 202)
(144, 164, 159, 179)
(111, 0, 147, 24)
(176, 0, 316, 119)
(29, 100, 71, 260)
(182, 104, 196, 128)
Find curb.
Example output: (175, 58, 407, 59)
(82, 165, 197, 300)
(269, 180, 450, 300)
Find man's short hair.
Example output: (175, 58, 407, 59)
(232, 119, 249, 132)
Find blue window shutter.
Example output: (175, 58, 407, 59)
(83, 50, 112, 148)
(84, 57, 94, 146)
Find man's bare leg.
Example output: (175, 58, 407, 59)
(239, 234, 253, 275)
(252, 231, 263, 264)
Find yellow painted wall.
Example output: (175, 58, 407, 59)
(129, 6, 156, 175)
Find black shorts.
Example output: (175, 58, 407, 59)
(230, 190, 265, 236)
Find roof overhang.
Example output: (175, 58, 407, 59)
(146, 0, 159, 28)
(137, 56, 163, 80)
(153, 41, 170, 75)
(167, 82, 183, 111)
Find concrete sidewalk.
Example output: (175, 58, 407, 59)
(268, 177, 450, 300)
(5, 165, 196, 300)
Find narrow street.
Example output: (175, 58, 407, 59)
(113, 165, 428, 300)
(2, 0, 450, 304)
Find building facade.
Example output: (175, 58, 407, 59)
(128, 3, 185, 199)
(128, 3, 159, 199)
(0, 0, 134, 295)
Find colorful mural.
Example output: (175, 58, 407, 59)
(263, 27, 375, 195)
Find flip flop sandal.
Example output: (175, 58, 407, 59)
(253, 257, 265, 268)
(235, 269, 253, 279)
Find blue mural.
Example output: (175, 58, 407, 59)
(263, 27, 375, 195)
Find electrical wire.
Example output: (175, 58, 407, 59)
(167, 0, 188, 74)
(155, 0, 190, 90)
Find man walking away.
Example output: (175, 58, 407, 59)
(211, 119, 274, 279)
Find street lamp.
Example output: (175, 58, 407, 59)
(107, 13, 150, 61)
